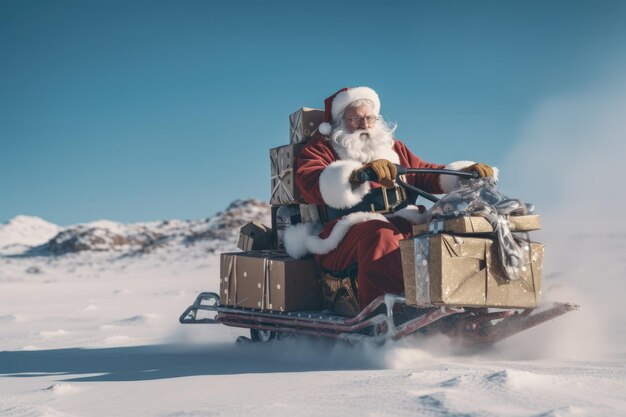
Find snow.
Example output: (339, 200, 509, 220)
(0, 216, 61, 248)
(1, 198, 625, 417)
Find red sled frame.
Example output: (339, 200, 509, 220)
(179, 292, 578, 347)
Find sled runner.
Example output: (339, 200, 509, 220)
(179, 292, 578, 346)
(179, 167, 578, 346)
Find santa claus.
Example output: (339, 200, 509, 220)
(284, 86, 497, 312)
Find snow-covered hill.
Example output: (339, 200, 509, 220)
(0, 215, 61, 249)
(0, 198, 270, 258)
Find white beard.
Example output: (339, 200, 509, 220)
(329, 124, 399, 164)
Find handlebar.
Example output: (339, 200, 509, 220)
(355, 165, 480, 203)
(355, 165, 479, 184)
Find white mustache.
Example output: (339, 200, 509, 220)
(330, 126, 395, 163)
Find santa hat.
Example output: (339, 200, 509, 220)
(318, 87, 381, 136)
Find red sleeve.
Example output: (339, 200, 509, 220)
(295, 137, 337, 205)
(394, 140, 445, 194)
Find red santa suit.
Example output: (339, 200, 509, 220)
(284, 135, 473, 308)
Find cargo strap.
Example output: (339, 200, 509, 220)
(261, 257, 271, 310)
(225, 255, 238, 305)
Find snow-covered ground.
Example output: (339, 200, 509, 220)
(1, 198, 624, 417)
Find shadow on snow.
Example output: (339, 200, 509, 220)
(0, 340, 384, 382)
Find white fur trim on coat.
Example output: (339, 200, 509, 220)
(385, 205, 428, 225)
(284, 212, 388, 259)
(318, 122, 332, 136)
(439, 160, 474, 193)
(438, 161, 500, 192)
(283, 222, 323, 259)
(331, 87, 380, 121)
(318, 160, 371, 209)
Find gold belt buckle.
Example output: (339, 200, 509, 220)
(369, 186, 407, 214)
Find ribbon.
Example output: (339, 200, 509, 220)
(289, 111, 320, 144)
(428, 178, 532, 281)
(289, 111, 303, 144)
(224, 255, 238, 305)
(261, 257, 272, 310)
(429, 219, 445, 234)
(270, 151, 295, 203)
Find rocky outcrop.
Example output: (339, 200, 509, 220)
(13, 198, 271, 257)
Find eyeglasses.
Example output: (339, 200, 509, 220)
(345, 116, 379, 124)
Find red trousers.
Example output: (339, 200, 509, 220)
(316, 217, 413, 308)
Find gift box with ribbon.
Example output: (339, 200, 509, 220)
(412, 214, 541, 236)
(289, 107, 324, 144)
(399, 234, 543, 308)
(220, 250, 322, 312)
(270, 144, 305, 205)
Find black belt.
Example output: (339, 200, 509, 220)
(325, 186, 411, 222)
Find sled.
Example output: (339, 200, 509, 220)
(179, 167, 578, 346)
(179, 291, 578, 346)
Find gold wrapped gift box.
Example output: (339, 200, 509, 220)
(400, 234, 543, 308)
(412, 214, 541, 235)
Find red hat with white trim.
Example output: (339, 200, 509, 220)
(318, 86, 381, 136)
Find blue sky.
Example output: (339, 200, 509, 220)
(1, 0, 625, 226)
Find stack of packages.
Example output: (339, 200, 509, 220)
(270, 107, 327, 243)
(219, 108, 325, 312)
(399, 214, 544, 309)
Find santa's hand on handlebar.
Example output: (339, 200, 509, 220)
(349, 159, 397, 188)
(460, 162, 495, 178)
(350, 161, 496, 188)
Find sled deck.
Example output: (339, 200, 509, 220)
(179, 292, 578, 347)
